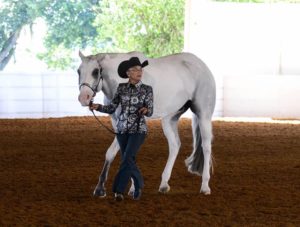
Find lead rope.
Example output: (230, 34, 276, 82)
(89, 100, 117, 135)
(91, 110, 118, 135)
(89, 100, 142, 135)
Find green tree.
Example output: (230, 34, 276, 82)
(0, 0, 99, 70)
(0, 0, 185, 70)
(37, 0, 99, 69)
(0, 0, 43, 70)
(94, 0, 185, 58)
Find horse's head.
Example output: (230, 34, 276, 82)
(78, 51, 146, 106)
(77, 51, 105, 106)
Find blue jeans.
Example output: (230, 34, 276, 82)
(112, 133, 146, 194)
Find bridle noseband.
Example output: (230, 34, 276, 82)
(79, 81, 101, 97)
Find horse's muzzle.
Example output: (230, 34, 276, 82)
(78, 94, 91, 107)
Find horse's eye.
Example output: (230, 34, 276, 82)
(92, 68, 99, 78)
(77, 69, 80, 76)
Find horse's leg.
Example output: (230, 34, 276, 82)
(93, 111, 121, 197)
(159, 114, 181, 193)
(92, 110, 136, 197)
(199, 117, 213, 195)
(185, 112, 213, 195)
(128, 178, 135, 196)
(182, 67, 215, 194)
(93, 137, 119, 197)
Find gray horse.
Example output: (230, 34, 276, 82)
(77, 51, 216, 196)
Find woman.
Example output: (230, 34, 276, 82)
(89, 57, 153, 201)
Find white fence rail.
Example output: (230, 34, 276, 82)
(223, 75, 300, 118)
(1, 72, 300, 119)
(0, 72, 101, 118)
(0, 72, 223, 119)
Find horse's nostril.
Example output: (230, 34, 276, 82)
(87, 94, 90, 100)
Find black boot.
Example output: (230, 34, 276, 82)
(133, 189, 142, 200)
(114, 193, 124, 201)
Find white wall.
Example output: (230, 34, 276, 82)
(223, 75, 300, 118)
(184, 1, 300, 76)
(184, 1, 300, 118)
(0, 72, 104, 118)
(2, 71, 298, 119)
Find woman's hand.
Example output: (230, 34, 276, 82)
(89, 103, 101, 111)
(138, 107, 148, 115)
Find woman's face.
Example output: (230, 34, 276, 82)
(127, 66, 143, 82)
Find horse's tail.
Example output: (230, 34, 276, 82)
(185, 113, 204, 176)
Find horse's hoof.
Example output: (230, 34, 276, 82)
(200, 190, 211, 195)
(128, 189, 134, 197)
(200, 185, 211, 195)
(158, 184, 170, 193)
(93, 188, 106, 197)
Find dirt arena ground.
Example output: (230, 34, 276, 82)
(0, 117, 299, 226)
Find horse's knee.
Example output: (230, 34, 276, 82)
(105, 151, 117, 162)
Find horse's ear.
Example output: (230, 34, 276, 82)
(79, 50, 86, 61)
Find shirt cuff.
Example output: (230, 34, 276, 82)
(96, 104, 102, 112)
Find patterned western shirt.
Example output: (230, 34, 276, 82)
(97, 81, 153, 134)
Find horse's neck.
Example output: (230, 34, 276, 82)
(101, 75, 122, 100)
(101, 81, 114, 100)
(95, 52, 145, 99)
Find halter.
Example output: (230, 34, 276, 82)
(79, 65, 103, 97)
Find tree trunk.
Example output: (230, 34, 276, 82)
(0, 28, 21, 71)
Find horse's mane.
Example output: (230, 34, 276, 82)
(86, 51, 146, 62)
(85, 54, 105, 61)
